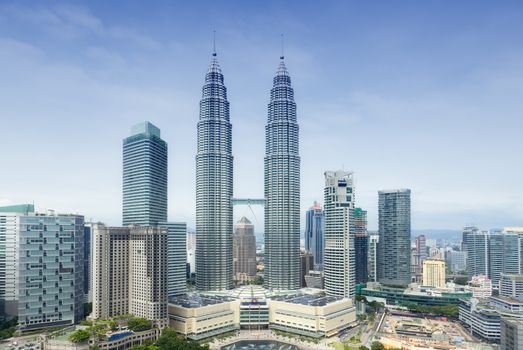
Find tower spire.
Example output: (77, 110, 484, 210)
(213, 30, 217, 57)
(280, 33, 284, 60)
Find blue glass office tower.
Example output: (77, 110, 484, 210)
(353, 208, 368, 284)
(160, 222, 187, 298)
(122, 122, 168, 226)
(196, 52, 234, 291)
(264, 56, 301, 290)
(305, 202, 324, 270)
(377, 189, 411, 286)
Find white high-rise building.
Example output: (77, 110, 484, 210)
(368, 231, 380, 282)
(422, 259, 446, 288)
(323, 171, 355, 298)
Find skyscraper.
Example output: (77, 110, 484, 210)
(324, 171, 355, 298)
(305, 202, 325, 270)
(368, 231, 380, 282)
(300, 252, 314, 288)
(91, 223, 168, 326)
(264, 55, 300, 291)
(160, 222, 187, 298)
(233, 217, 257, 283)
(414, 234, 427, 267)
(122, 121, 168, 226)
(196, 51, 234, 291)
(377, 189, 411, 286)
(464, 227, 489, 278)
(353, 207, 368, 284)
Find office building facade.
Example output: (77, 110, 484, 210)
(0, 205, 84, 330)
(196, 53, 234, 291)
(324, 171, 355, 298)
(300, 252, 314, 288)
(122, 121, 168, 226)
(464, 227, 489, 278)
(422, 259, 446, 288)
(233, 217, 257, 283)
(501, 317, 523, 350)
(368, 231, 380, 282)
(377, 189, 411, 286)
(304, 202, 325, 270)
(264, 57, 301, 291)
(160, 222, 187, 298)
(353, 208, 368, 284)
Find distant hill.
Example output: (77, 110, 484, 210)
(412, 229, 461, 241)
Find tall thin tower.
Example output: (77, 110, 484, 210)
(264, 53, 301, 290)
(195, 48, 234, 291)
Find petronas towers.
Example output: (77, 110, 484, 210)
(196, 51, 300, 291)
(196, 53, 234, 291)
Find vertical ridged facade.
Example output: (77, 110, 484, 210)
(196, 55, 234, 291)
(264, 58, 300, 290)
(122, 122, 167, 226)
(377, 189, 411, 286)
(324, 171, 355, 298)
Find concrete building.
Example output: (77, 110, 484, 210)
(300, 252, 314, 288)
(264, 56, 301, 291)
(353, 208, 368, 284)
(91, 224, 168, 326)
(168, 289, 356, 340)
(168, 295, 240, 340)
(414, 235, 427, 267)
(368, 231, 379, 282)
(501, 317, 523, 350)
(91, 224, 131, 319)
(129, 226, 167, 325)
(377, 189, 411, 286)
(500, 274, 523, 301)
(122, 121, 168, 226)
(160, 222, 187, 298)
(422, 259, 446, 288)
(0, 204, 34, 321)
(304, 202, 325, 270)
(466, 274, 493, 299)
(459, 296, 523, 343)
(0, 205, 85, 330)
(304, 271, 324, 289)
(196, 52, 234, 291)
(232, 217, 257, 283)
(83, 224, 92, 303)
(324, 171, 355, 298)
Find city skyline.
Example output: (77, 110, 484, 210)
(1, 1, 523, 231)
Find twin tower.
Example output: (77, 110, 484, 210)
(196, 51, 300, 291)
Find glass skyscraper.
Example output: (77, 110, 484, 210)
(122, 121, 168, 226)
(264, 56, 301, 291)
(160, 222, 187, 298)
(196, 52, 234, 291)
(377, 189, 411, 286)
(353, 207, 368, 284)
(305, 202, 325, 270)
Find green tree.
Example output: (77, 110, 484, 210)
(358, 346, 369, 350)
(370, 342, 385, 350)
(127, 317, 152, 332)
(69, 329, 91, 343)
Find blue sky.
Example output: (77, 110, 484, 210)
(1, 0, 522, 231)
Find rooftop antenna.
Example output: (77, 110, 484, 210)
(213, 30, 217, 57)
(280, 33, 284, 60)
